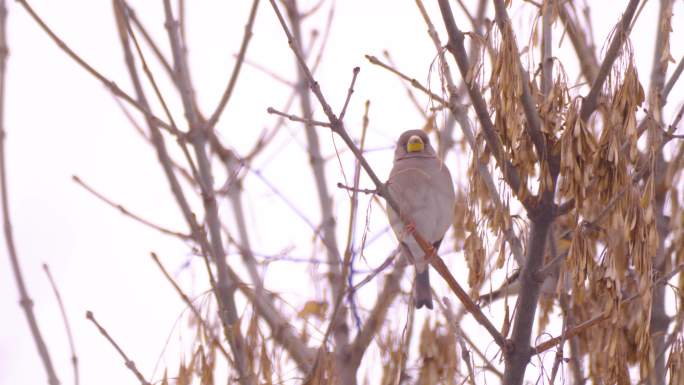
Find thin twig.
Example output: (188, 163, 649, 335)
(266, 107, 331, 127)
(213, 155, 263, 291)
(442, 298, 484, 385)
(534, 311, 607, 354)
(350, 254, 396, 293)
(541, 0, 553, 98)
(1, 2, 60, 384)
(365, 54, 447, 105)
(546, 227, 566, 385)
(17, 0, 173, 133)
(114, 1, 200, 181)
(206, 0, 260, 130)
(382, 50, 428, 119)
(124, 4, 175, 79)
(558, 1, 599, 84)
(344, 99, 370, 330)
(338, 67, 360, 121)
(112, 96, 196, 185)
(111, 0, 198, 238)
(579, 0, 640, 121)
(663, 55, 684, 101)
(668, 103, 684, 134)
(240, 56, 294, 86)
(336, 182, 377, 195)
(443, 297, 504, 378)
(72, 175, 191, 240)
(559, 292, 585, 385)
(229, 266, 316, 371)
(149, 253, 230, 360)
(656, 309, 684, 362)
(624, 263, 684, 303)
(348, 258, 405, 371)
(42, 264, 79, 385)
(85, 311, 151, 385)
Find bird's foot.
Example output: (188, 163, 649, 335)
(424, 245, 438, 265)
(404, 222, 416, 236)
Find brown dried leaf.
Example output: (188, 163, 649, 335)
(298, 300, 328, 320)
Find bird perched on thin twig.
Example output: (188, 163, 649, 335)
(387, 130, 456, 309)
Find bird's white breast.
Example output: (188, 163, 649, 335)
(387, 157, 455, 265)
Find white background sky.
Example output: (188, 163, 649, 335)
(1, 1, 683, 384)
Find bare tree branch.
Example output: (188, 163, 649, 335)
(365, 54, 447, 104)
(534, 311, 608, 354)
(72, 175, 191, 240)
(281, 0, 352, 381)
(663, 55, 684, 101)
(85, 311, 151, 385)
(42, 264, 79, 385)
(579, 0, 640, 121)
(230, 267, 316, 371)
(437, 0, 531, 209)
(266, 107, 331, 127)
(649, 2, 674, 383)
(161, 1, 255, 383)
(558, 2, 599, 84)
(206, 0, 260, 130)
(124, 4, 175, 80)
(541, 0, 553, 98)
(17, 0, 175, 133)
(1, 3, 60, 384)
(559, 293, 585, 385)
(492, 0, 547, 165)
(149, 252, 231, 361)
(348, 261, 405, 371)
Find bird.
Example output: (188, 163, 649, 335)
(387, 130, 456, 309)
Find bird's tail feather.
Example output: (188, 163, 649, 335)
(415, 269, 433, 309)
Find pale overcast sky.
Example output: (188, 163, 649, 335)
(1, 1, 683, 384)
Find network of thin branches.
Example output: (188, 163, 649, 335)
(4, 1, 684, 385)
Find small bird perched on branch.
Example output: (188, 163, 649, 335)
(387, 130, 456, 309)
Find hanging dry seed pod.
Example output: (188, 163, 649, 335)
(667, 338, 684, 385)
(593, 120, 629, 210)
(559, 100, 597, 212)
(417, 320, 458, 385)
(490, 23, 538, 186)
(538, 70, 571, 136)
(463, 206, 486, 294)
(609, 63, 644, 163)
(451, 189, 468, 248)
(565, 224, 597, 304)
(584, 258, 625, 384)
(379, 332, 403, 385)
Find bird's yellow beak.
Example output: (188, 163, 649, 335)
(406, 135, 424, 153)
